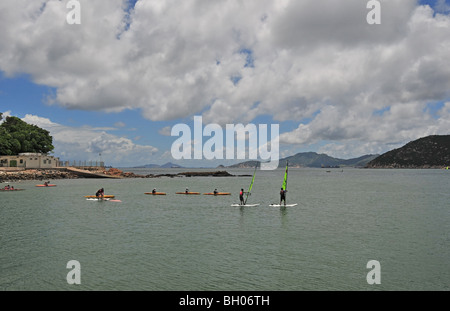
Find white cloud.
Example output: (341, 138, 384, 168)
(114, 121, 126, 128)
(0, 110, 12, 124)
(1, 0, 450, 157)
(158, 126, 172, 136)
(21, 114, 158, 167)
(435, 0, 450, 13)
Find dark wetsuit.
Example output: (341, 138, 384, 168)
(240, 190, 245, 205)
(280, 189, 286, 205)
(96, 189, 104, 199)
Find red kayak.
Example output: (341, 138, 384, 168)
(36, 184, 57, 187)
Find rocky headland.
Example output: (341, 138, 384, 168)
(366, 135, 450, 168)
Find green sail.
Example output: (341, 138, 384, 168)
(248, 165, 257, 192)
(282, 161, 288, 191)
(245, 164, 258, 204)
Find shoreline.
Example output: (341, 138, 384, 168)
(0, 167, 247, 182)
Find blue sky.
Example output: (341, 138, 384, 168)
(1, 0, 449, 167)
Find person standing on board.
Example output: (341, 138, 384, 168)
(239, 188, 247, 205)
(280, 188, 287, 206)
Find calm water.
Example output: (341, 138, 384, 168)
(0, 168, 449, 291)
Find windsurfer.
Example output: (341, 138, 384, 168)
(280, 188, 287, 206)
(239, 188, 247, 205)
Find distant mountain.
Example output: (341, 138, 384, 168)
(366, 135, 450, 168)
(160, 162, 184, 168)
(133, 162, 184, 169)
(133, 164, 160, 168)
(226, 160, 260, 169)
(227, 153, 378, 168)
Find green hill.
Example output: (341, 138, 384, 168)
(366, 135, 450, 168)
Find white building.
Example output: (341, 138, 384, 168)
(0, 153, 59, 169)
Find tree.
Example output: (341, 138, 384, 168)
(0, 115, 54, 155)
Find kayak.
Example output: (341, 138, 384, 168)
(84, 195, 115, 198)
(203, 192, 231, 195)
(36, 184, 57, 187)
(145, 192, 167, 195)
(87, 198, 122, 202)
(176, 192, 200, 195)
(0, 189, 25, 191)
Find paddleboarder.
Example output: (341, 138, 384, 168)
(280, 187, 287, 206)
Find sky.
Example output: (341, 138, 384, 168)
(0, 0, 449, 168)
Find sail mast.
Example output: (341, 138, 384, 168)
(244, 163, 258, 205)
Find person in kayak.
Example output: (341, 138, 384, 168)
(280, 188, 287, 206)
(96, 188, 104, 199)
(213, 189, 218, 195)
(152, 188, 156, 194)
(185, 188, 189, 194)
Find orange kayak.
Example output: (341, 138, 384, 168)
(176, 192, 200, 195)
(203, 192, 231, 195)
(145, 192, 167, 195)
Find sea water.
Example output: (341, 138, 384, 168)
(0, 168, 448, 290)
